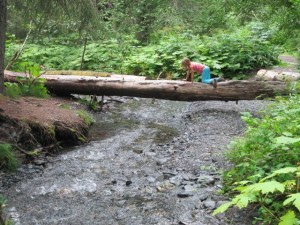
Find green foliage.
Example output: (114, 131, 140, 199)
(0, 194, 14, 225)
(4, 82, 21, 98)
(214, 166, 300, 224)
(6, 0, 300, 54)
(76, 110, 94, 126)
(0, 143, 18, 171)
(5, 28, 280, 80)
(199, 26, 280, 78)
(224, 94, 300, 185)
(219, 88, 300, 224)
(225, 0, 300, 52)
(5, 62, 48, 98)
(78, 96, 99, 111)
(8, 0, 101, 39)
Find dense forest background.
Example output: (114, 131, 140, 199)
(1, 1, 300, 224)
(4, 0, 300, 80)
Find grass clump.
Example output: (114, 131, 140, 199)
(76, 110, 94, 126)
(0, 143, 18, 171)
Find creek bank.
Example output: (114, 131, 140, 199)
(0, 96, 91, 164)
(1, 97, 270, 224)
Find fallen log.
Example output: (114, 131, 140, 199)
(4, 70, 290, 101)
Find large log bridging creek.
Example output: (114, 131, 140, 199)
(4, 70, 290, 101)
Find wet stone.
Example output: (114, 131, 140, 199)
(132, 148, 143, 154)
(197, 174, 216, 186)
(203, 199, 217, 210)
(169, 175, 182, 185)
(156, 158, 168, 166)
(177, 192, 193, 198)
(156, 181, 175, 192)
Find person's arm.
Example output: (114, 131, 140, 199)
(185, 68, 190, 81)
(190, 70, 194, 83)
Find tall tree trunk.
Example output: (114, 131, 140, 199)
(0, 0, 6, 94)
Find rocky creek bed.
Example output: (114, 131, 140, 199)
(0, 97, 270, 225)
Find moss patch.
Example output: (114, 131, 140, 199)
(45, 70, 111, 77)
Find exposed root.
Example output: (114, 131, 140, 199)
(54, 121, 89, 147)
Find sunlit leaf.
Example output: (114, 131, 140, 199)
(260, 167, 297, 182)
(231, 193, 257, 208)
(275, 136, 300, 145)
(284, 193, 300, 212)
(212, 202, 234, 215)
(279, 211, 298, 225)
(243, 181, 285, 194)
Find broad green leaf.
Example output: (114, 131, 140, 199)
(279, 211, 297, 225)
(284, 193, 300, 212)
(232, 193, 257, 208)
(275, 136, 300, 145)
(212, 202, 234, 215)
(283, 132, 294, 137)
(243, 181, 285, 194)
(260, 167, 297, 182)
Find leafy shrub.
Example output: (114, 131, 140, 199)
(5, 29, 280, 80)
(218, 83, 300, 224)
(78, 95, 99, 111)
(4, 83, 22, 98)
(123, 29, 280, 79)
(0, 143, 18, 171)
(199, 28, 280, 78)
(5, 62, 48, 98)
(214, 166, 300, 224)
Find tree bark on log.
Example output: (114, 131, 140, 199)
(4, 70, 290, 101)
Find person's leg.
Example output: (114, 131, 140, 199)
(202, 67, 223, 88)
(201, 67, 212, 84)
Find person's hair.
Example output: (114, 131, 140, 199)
(181, 58, 190, 66)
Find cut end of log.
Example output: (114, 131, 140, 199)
(256, 69, 300, 81)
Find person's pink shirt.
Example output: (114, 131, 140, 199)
(190, 62, 205, 74)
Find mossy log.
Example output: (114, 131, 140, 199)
(4, 70, 290, 101)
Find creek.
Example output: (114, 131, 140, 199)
(1, 97, 269, 225)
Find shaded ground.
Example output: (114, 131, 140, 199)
(272, 54, 299, 73)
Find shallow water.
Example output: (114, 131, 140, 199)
(2, 97, 269, 225)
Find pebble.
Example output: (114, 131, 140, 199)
(203, 200, 216, 210)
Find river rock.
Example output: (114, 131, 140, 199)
(203, 199, 216, 210)
(197, 175, 216, 186)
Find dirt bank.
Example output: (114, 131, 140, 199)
(0, 96, 91, 160)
